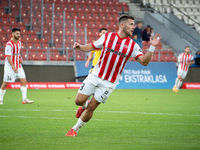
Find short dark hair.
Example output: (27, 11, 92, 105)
(119, 14, 135, 24)
(12, 28, 21, 33)
(99, 28, 107, 33)
(185, 46, 190, 49)
(147, 25, 151, 28)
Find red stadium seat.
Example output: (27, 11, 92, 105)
(110, 5, 116, 11)
(75, 50, 85, 61)
(34, 41, 41, 48)
(116, 5, 122, 13)
(29, 49, 39, 60)
(26, 41, 34, 48)
(21, 49, 28, 61)
(171, 56, 177, 62)
(160, 50, 166, 57)
(121, 2, 129, 13)
(38, 51, 47, 61)
(0, 48, 5, 60)
(160, 56, 168, 62)
(42, 39, 49, 48)
(50, 49, 65, 61)
(156, 42, 162, 50)
(22, 33, 30, 40)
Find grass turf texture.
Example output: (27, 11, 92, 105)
(0, 89, 200, 150)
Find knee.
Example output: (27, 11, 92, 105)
(178, 76, 183, 81)
(179, 77, 183, 81)
(74, 95, 85, 106)
(75, 98, 82, 106)
(21, 79, 27, 84)
(1, 82, 8, 89)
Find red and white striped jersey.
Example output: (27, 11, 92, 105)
(5, 40, 22, 69)
(178, 53, 194, 71)
(91, 32, 143, 83)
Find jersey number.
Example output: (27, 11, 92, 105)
(101, 90, 109, 100)
(80, 83, 85, 91)
(7, 76, 12, 81)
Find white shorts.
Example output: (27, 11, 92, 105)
(3, 65, 26, 82)
(177, 67, 188, 79)
(78, 74, 117, 104)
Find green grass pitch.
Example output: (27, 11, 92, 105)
(0, 89, 200, 150)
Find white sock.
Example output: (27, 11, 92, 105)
(20, 86, 27, 101)
(82, 100, 89, 109)
(72, 118, 86, 132)
(177, 81, 183, 89)
(0, 89, 6, 101)
(175, 78, 179, 87)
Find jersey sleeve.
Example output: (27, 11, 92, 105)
(177, 54, 181, 60)
(92, 34, 105, 49)
(5, 45, 12, 57)
(131, 43, 143, 59)
(191, 55, 194, 61)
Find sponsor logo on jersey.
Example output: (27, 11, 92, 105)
(105, 47, 127, 58)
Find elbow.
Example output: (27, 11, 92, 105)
(141, 62, 149, 66)
(143, 63, 148, 66)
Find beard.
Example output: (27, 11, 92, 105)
(123, 26, 132, 36)
(14, 35, 20, 40)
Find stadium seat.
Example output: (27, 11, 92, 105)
(0, 48, 4, 60)
(121, 2, 129, 13)
(75, 50, 85, 61)
(171, 56, 177, 62)
(29, 49, 39, 61)
(50, 49, 66, 61)
(38, 50, 47, 61)
(21, 49, 28, 60)
(34, 41, 41, 48)
(151, 51, 159, 61)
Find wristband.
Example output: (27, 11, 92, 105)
(149, 45, 155, 52)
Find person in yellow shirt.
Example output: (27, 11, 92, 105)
(85, 28, 107, 73)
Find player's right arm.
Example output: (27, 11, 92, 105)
(5, 45, 18, 73)
(73, 43, 94, 52)
(177, 54, 182, 63)
(73, 34, 105, 52)
(85, 51, 94, 68)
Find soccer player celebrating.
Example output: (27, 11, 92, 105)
(85, 28, 107, 73)
(173, 46, 195, 92)
(0, 28, 33, 104)
(65, 14, 161, 136)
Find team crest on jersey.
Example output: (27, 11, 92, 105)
(124, 45, 128, 49)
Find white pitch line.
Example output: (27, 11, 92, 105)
(0, 115, 200, 126)
(0, 108, 200, 117)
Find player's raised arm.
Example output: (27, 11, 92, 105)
(73, 42, 94, 52)
(137, 33, 162, 66)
